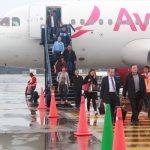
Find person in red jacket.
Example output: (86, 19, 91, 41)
(27, 73, 37, 99)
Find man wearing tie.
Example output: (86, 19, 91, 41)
(100, 68, 120, 122)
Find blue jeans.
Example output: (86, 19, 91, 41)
(47, 27, 57, 41)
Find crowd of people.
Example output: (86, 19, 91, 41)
(100, 65, 150, 125)
(27, 10, 150, 125)
(46, 10, 77, 104)
(25, 63, 150, 126)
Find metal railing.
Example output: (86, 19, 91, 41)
(41, 25, 52, 97)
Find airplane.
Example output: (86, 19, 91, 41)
(0, 0, 150, 71)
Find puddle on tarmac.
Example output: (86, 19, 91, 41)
(0, 132, 100, 150)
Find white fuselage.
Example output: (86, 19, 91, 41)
(0, 0, 150, 69)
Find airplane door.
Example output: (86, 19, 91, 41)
(29, 5, 46, 39)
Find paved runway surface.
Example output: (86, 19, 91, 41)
(0, 75, 150, 150)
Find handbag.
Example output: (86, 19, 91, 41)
(92, 84, 99, 92)
(89, 84, 99, 92)
(82, 83, 90, 92)
(98, 102, 105, 115)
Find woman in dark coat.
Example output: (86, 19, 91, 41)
(83, 69, 98, 116)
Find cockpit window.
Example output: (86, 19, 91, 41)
(12, 17, 20, 26)
(0, 17, 10, 26)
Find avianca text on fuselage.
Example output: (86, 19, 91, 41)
(72, 6, 150, 38)
(114, 8, 150, 31)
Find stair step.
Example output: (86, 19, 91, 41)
(55, 93, 75, 96)
(56, 103, 74, 108)
(56, 97, 75, 101)
(48, 51, 53, 56)
(55, 91, 75, 94)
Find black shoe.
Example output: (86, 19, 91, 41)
(75, 107, 80, 110)
(131, 116, 133, 122)
(132, 120, 139, 125)
(33, 103, 39, 107)
(93, 120, 97, 126)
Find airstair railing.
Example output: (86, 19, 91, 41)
(41, 25, 52, 96)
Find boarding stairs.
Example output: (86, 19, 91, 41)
(41, 25, 76, 107)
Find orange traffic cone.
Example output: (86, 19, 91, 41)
(76, 136, 91, 150)
(48, 89, 58, 118)
(74, 96, 92, 136)
(113, 107, 127, 150)
(39, 109, 46, 126)
(38, 87, 46, 109)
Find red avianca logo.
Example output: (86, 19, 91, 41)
(71, 6, 100, 38)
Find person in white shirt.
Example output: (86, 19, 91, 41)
(100, 68, 120, 122)
(46, 10, 60, 41)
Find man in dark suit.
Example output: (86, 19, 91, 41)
(100, 68, 120, 122)
(72, 69, 83, 109)
(46, 10, 60, 41)
(122, 64, 146, 125)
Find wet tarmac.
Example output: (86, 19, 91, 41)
(0, 75, 100, 150)
(1, 75, 150, 150)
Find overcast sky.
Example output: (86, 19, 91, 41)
(0, 0, 52, 16)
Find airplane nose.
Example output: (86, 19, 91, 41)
(121, 39, 150, 66)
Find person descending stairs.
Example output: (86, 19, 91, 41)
(47, 24, 76, 108)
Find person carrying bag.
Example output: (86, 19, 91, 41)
(83, 69, 98, 116)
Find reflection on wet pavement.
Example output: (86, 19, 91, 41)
(0, 132, 100, 150)
(2, 75, 150, 150)
(0, 75, 100, 150)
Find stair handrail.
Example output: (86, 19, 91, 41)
(68, 24, 76, 32)
(41, 25, 53, 92)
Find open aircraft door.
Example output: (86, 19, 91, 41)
(29, 5, 46, 39)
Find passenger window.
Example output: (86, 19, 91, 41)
(0, 17, 10, 26)
(71, 19, 76, 25)
(135, 19, 140, 25)
(99, 19, 103, 25)
(108, 19, 113, 25)
(126, 20, 130, 25)
(80, 19, 85, 25)
(12, 17, 20, 26)
(117, 19, 122, 25)
(90, 19, 94, 25)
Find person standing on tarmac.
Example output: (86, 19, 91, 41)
(142, 65, 150, 118)
(28, 73, 37, 99)
(122, 64, 146, 125)
(100, 68, 120, 122)
(83, 69, 98, 116)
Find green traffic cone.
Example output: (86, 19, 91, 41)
(101, 104, 113, 150)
